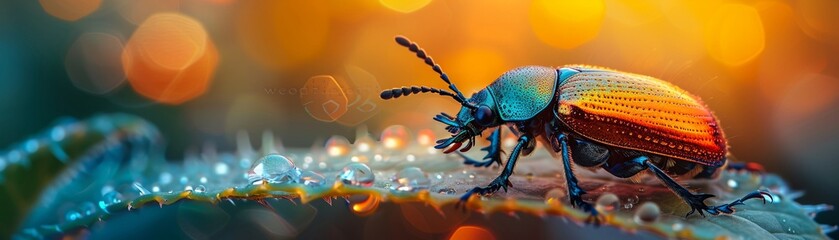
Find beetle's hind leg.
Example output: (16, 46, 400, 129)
(457, 128, 503, 168)
(631, 156, 773, 217)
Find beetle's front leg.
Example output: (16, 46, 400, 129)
(457, 127, 503, 168)
(557, 133, 601, 224)
(457, 135, 530, 208)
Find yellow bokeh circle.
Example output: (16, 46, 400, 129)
(530, 0, 605, 49)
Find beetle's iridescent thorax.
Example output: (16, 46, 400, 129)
(486, 66, 557, 121)
(555, 66, 727, 166)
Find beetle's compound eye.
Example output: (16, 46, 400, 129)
(474, 105, 494, 126)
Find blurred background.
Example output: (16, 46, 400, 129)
(1, 0, 837, 236)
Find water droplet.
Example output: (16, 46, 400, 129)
(159, 172, 173, 185)
(727, 179, 739, 189)
(300, 170, 326, 186)
(437, 188, 456, 195)
(195, 185, 206, 193)
(390, 167, 430, 191)
(214, 162, 229, 175)
(634, 202, 660, 224)
(416, 129, 435, 146)
(354, 136, 375, 153)
(50, 126, 66, 141)
(350, 155, 369, 163)
(337, 162, 375, 187)
(247, 154, 300, 185)
(65, 210, 82, 222)
(595, 193, 620, 213)
(25, 139, 39, 153)
(545, 188, 566, 201)
(185, 185, 194, 191)
(102, 191, 122, 204)
(132, 182, 150, 195)
(79, 202, 96, 216)
(318, 162, 328, 169)
(325, 135, 351, 157)
(381, 125, 410, 150)
(672, 222, 684, 232)
(406, 154, 416, 162)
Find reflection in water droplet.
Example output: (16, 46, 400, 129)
(65, 210, 82, 222)
(381, 125, 410, 150)
(79, 202, 96, 216)
(215, 162, 229, 175)
(727, 179, 739, 189)
(325, 135, 351, 157)
(391, 167, 430, 191)
(300, 171, 326, 186)
(247, 154, 300, 185)
(438, 188, 457, 195)
(450, 225, 496, 240)
(132, 182, 150, 195)
(595, 193, 620, 213)
(337, 162, 375, 187)
(195, 185, 206, 193)
(634, 202, 660, 224)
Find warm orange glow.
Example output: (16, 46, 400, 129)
(381, 125, 410, 150)
(605, 0, 662, 26)
(794, 0, 839, 43)
(325, 136, 351, 157)
(416, 129, 435, 146)
(116, 0, 180, 25)
(379, 0, 432, 13)
(530, 0, 605, 49)
(65, 33, 126, 95)
(237, 0, 330, 70)
(122, 13, 217, 104)
(351, 195, 380, 216)
(449, 226, 495, 240)
(703, 3, 766, 66)
(39, 0, 102, 21)
(301, 75, 349, 122)
(446, 48, 509, 93)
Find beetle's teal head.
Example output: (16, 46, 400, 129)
(379, 35, 503, 153)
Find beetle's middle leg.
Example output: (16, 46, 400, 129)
(629, 156, 773, 217)
(457, 135, 530, 207)
(457, 127, 503, 168)
(557, 133, 601, 224)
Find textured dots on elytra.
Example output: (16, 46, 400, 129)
(634, 202, 661, 224)
(337, 162, 375, 187)
(247, 154, 301, 185)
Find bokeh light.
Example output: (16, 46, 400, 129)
(605, 0, 662, 26)
(379, 0, 432, 13)
(335, 66, 381, 127)
(381, 125, 410, 150)
(122, 13, 218, 104)
(39, 0, 101, 21)
(237, 0, 330, 71)
(65, 33, 126, 95)
(703, 3, 765, 66)
(449, 226, 495, 240)
(530, 0, 605, 49)
(116, 0, 180, 25)
(794, 0, 839, 44)
(301, 75, 349, 123)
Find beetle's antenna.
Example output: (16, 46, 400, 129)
(380, 85, 460, 100)
(393, 36, 476, 109)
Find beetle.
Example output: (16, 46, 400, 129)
(379, 36, 771, 221)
